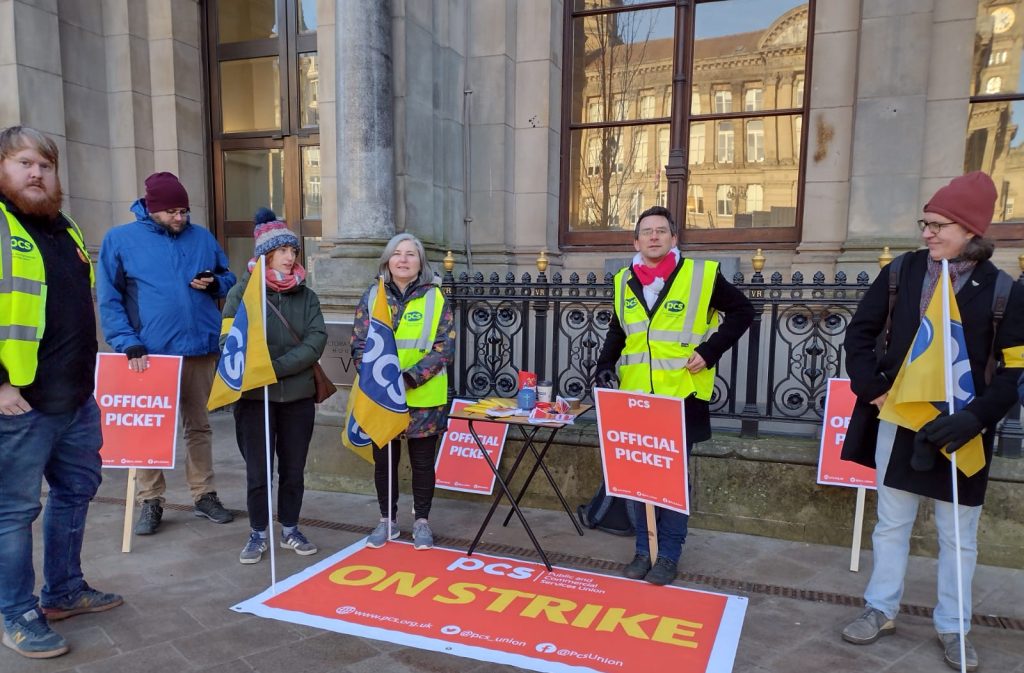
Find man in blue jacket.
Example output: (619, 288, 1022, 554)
(97, 172, 237, 535)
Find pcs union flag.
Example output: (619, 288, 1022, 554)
(208, 256, 277, 410)
(879, 264, 984, 476)
(343, 277, 410, 460)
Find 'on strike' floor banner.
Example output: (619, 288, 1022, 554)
(233, 541, 747, 673)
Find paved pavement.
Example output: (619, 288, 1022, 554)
(8, 412, 1024, 673)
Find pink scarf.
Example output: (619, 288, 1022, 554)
(247, 257, 307, 293)
(631, 248, 681, 309)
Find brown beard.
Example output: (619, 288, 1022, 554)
(0, 171, 63, 220)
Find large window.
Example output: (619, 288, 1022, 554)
(965, 1, 1024, 238)
(205, 0, 320, 275)
(562, 0, 812, 246)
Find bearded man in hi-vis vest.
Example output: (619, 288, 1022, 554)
(594, 205, 753, 585)
(0, 126, 122, 660)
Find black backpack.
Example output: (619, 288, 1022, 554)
(882, 252, 1014, 384)
(576, 483, 636, 536)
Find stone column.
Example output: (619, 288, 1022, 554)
(312, 0, 396, 303)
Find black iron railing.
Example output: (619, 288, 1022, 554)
(441, 259, 1023, 457)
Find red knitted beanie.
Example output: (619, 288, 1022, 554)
(144, 172, 189, 213)
(923, 171, 997, 236)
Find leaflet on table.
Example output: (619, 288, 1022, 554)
(528, 407, 575, 424)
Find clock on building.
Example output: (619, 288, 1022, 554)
(992, 6, 1015, 34)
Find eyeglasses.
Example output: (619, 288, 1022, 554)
(917, 219, 956, 234)
(164, 209, 190, 219)
(637, 227, 672, 238)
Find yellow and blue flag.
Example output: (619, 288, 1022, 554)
(879, 266, 984, 476)
(342, 278, 410, 457)
(208, 256, 278, 410)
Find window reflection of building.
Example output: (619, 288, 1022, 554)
(966, 1, 1024, 226)
(565, 2, 809, 238)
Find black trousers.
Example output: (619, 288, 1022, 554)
(373, 435, 438, 521)
(234, 397, 316, 531)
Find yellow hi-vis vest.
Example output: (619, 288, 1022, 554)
(392, 286, 447, 408)
(613, 258, 719, 400)
(0, 203, 93, 386)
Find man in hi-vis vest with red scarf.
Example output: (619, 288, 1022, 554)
(595, 205, 753, 585)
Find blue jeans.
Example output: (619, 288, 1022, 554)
(864, 421, 981, 634)
(630, 438, 694, 565)
(0, 398, 102, 623)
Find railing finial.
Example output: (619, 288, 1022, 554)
(879, 246, 893, 268)
(443, 250, 455, 272)
(751, 248, 765, 273)
(536, 249, 549, 273)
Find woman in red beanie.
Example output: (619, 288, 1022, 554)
(839, 171, 1024, 671)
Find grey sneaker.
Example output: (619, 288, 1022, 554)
(841, 607, 895, 644)
(1, 608, 68, 659)
(280, 529, 317, 556)
(239, 531, 268, 564)
(938, 632, 978, 672)
(412, 519, 434, 550)
(41, 584, 123, 621)
(623, 553, 652, 579)
(134, 499, 163, 535)
(194, 492, 234, 524)
(366, 519, 399, 548)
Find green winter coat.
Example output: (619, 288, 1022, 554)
(220, 271, 327, 403)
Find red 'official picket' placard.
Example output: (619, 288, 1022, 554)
(595, 389, 689, 514)
(435, 399, 509, 495)
(95, 353, 182, 469)
(817, 378, 876, 489)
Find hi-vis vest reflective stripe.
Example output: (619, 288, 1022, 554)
(0, 203, 93, 386)
(613, 258, 719, 400)
(370, 284, 448, 408)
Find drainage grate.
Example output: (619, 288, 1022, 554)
(95, 496, 1023, 632)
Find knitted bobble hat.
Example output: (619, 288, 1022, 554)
(253, 207, 300, 258)
(923, 171, 998, 237)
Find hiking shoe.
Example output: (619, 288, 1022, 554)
(134, 498, 163, 535)
(194, 492, 234, 524)
(366, 519, 399, 548)
(280, 529, 317, 556)
(938, 632, 979, 671)
(239, 531, 268, 564)
(623, 553, 652, 580)
(841, 607, 895, 644)
(644, 557, 678, 586)
(1, 609, 68, 659)
(412, 519, 434, 550)
(41, 585, 123, 621)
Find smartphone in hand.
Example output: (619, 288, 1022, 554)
(194, 270, 215, 281)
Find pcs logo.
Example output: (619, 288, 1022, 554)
(11, 236, 35, 253)
(404, 310, 423, 323)
(624, 297, 639, 310)
(663, 300, 685, 313)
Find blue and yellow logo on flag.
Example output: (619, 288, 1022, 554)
(208, 256, 277, 410)
(342, 278, 410, 459)
(879, 272, 984, 476)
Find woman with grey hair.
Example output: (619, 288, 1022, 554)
(350, 233, 455, 550)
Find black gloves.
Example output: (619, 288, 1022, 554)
(594, 369, 617, 389)
(125, 345, 148, 360)
(920, 411, 984, 453)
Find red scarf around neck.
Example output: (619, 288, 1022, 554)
(632, 253, 677, 286)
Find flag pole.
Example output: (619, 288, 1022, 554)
(940, 259, 967, 673)
(259, 255, 278, 592)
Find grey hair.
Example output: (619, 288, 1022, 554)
(961, 235, 995, 262)
(377, 233, 435, 283)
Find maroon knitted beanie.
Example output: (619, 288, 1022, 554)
(144, 172, 189, 213)
(923, 171, 997, 236)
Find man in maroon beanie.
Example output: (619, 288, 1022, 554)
(96, 172, 237, 536)
(839, 171, 1024, 671)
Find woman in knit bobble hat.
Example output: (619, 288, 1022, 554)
(840, 171, 1024, 671)
(220, 208, 327, 565)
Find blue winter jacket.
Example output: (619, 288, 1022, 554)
(97, 199, 236, 357)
